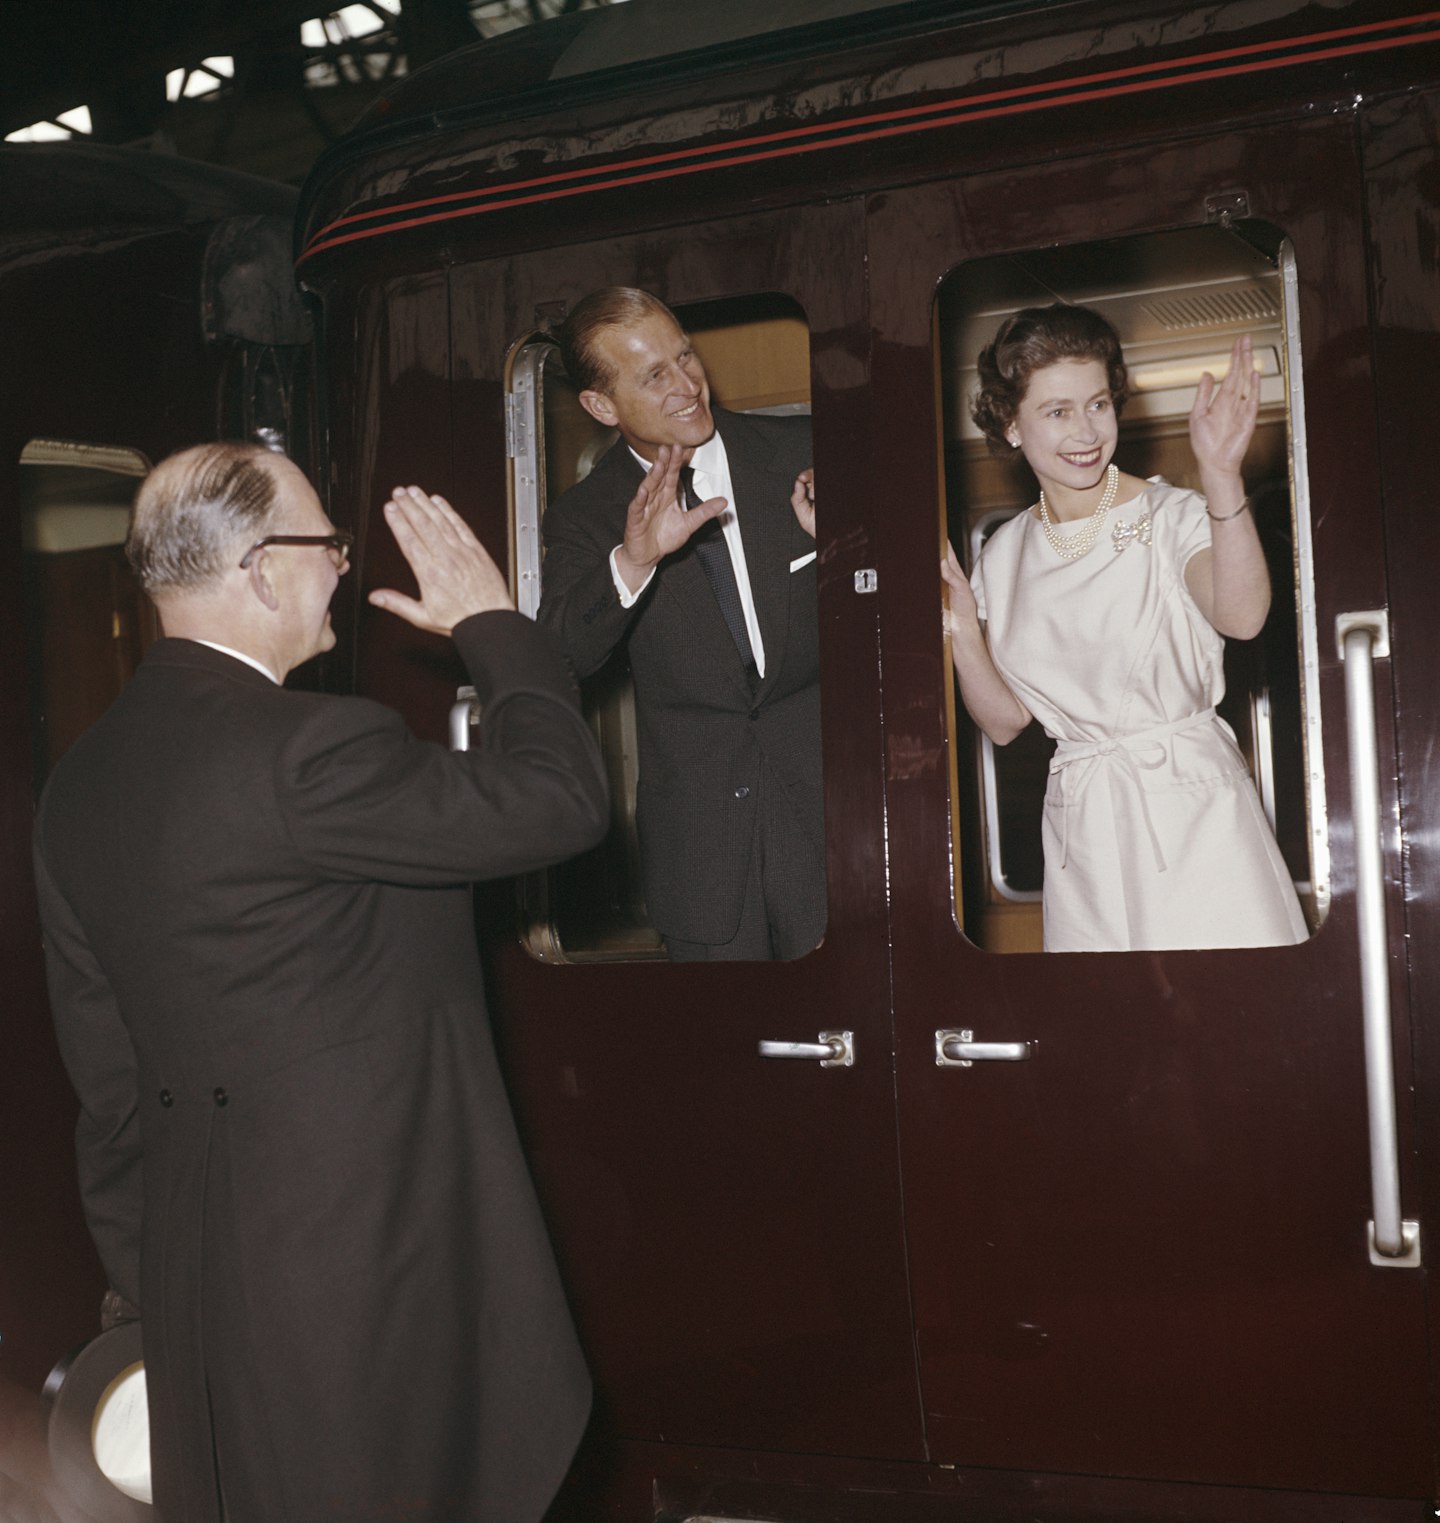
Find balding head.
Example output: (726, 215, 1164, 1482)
(126, 443, 282, 597)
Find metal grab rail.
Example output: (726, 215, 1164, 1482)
(449, 686, 479, 753)
(758, 1031, 855, 1068)
(935, 1029, 1032, 1068)
(1338, 611, 1420, 1267)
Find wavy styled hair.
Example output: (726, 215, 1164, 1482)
(126, 442, 281, 595)
(971, 303, 1130, 457)
(556, 286, 678, 394)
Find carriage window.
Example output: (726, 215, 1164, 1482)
(509, 294, 815, 962)
(19, 440, 155, 792)
(938, 228, 1326, 953)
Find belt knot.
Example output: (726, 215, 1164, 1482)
(1048, 707, 1218, 874)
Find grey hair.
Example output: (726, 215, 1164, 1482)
(126, 442, 282, 594)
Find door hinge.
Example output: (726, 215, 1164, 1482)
(1205, 190, 1250, 226)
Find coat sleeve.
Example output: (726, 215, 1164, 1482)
(536, 471, 644, 680)
(32, 834, 143, 1309)
(279, 610, 610, 884)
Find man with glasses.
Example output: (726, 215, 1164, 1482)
(32, 442, 608, 1523)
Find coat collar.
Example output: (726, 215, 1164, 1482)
(142, 638, 286, 690)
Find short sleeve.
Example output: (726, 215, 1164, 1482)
(1162, 481, 1213, 570)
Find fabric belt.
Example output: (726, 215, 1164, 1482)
(1048, 706, 1218, 874)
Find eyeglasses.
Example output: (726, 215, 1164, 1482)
(239, 532, 354, 571)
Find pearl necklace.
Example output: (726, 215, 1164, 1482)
(1037, 464, 1119, 561)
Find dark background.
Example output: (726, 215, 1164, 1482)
(3, 0, 622, 185)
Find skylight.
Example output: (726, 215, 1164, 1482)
(5, 105, 92, 143)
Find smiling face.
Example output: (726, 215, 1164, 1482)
(578, 311, 715, 460)
(1006, 357, 1119, 506)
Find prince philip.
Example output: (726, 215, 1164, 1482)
(538, 287, 826, 961)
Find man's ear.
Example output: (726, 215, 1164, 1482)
(578, 388, 617, 428)
(246, 554, 280, 612)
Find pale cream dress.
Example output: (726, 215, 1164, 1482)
(971, 479, 1308, 953)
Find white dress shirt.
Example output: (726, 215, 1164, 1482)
(608, 432, 766, 677)
(195, 640, 281, 685)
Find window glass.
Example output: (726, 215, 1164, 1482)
(938, 228, 1324, 953)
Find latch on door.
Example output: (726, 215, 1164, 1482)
(758, 1031, 854, 1067)
(935, 1029, 1032, 1067)
(449, 686, 479, 752)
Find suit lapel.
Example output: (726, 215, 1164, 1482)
(624, 440, 751, 696)
(723, 414, 791, 699)
(662, 537, 755, 696)
(618, 415, 796, 700)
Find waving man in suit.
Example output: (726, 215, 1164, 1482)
(539, 287, 826, 961)
(33, 443, 608, 1522)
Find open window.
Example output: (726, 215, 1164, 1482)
(938, 227, 1326, 952)
(20, 440, 156, 791)
(507, 293, 813, 962)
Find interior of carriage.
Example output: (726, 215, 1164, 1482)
(518, 222, 1323, 960)
(19, 442, 157, 795)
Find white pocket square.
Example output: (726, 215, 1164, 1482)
(789, 551, 816, 573)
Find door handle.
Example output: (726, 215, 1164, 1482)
(935, 1029, 1032, 1067)
(449, 686, 479, 752)
(758, 1031, 854, 1067)
(1338, 611, 1421, 1267)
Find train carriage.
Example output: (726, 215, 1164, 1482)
(7, 0, 1440, 1517)
(293, 2, 1440, 1517)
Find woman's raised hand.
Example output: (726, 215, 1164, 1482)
(1189, 334, 1260, 479)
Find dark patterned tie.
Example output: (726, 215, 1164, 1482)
(680, 465, 758, 686)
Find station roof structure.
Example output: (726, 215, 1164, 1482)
(3, 0, 1018, 183)
(1, 0, 625, 181)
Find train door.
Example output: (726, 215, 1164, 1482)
(448, 202, 925, 1461)
(868, 116, 1431, 1496)
(1363, 80, 1440, 1489)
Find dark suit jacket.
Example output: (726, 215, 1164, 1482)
(33, 614, 608, 1523)
(538, 408, 824, 946)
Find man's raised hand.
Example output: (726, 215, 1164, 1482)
(613, 444, 727, 595)
(791, 468, 815, 538)
(369, 486, 514, 635)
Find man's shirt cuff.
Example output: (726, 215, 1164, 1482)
(610, 545, 656, 607)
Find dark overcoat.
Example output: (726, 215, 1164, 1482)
(32, 612, 608, 1523)
(537, 408, 824, 946)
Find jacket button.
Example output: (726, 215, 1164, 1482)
(749, 708, 760, 721)
(734, 786, 750, 799)
(159, 1089, 173, 1108)
(213, 1087, 228, 1107)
